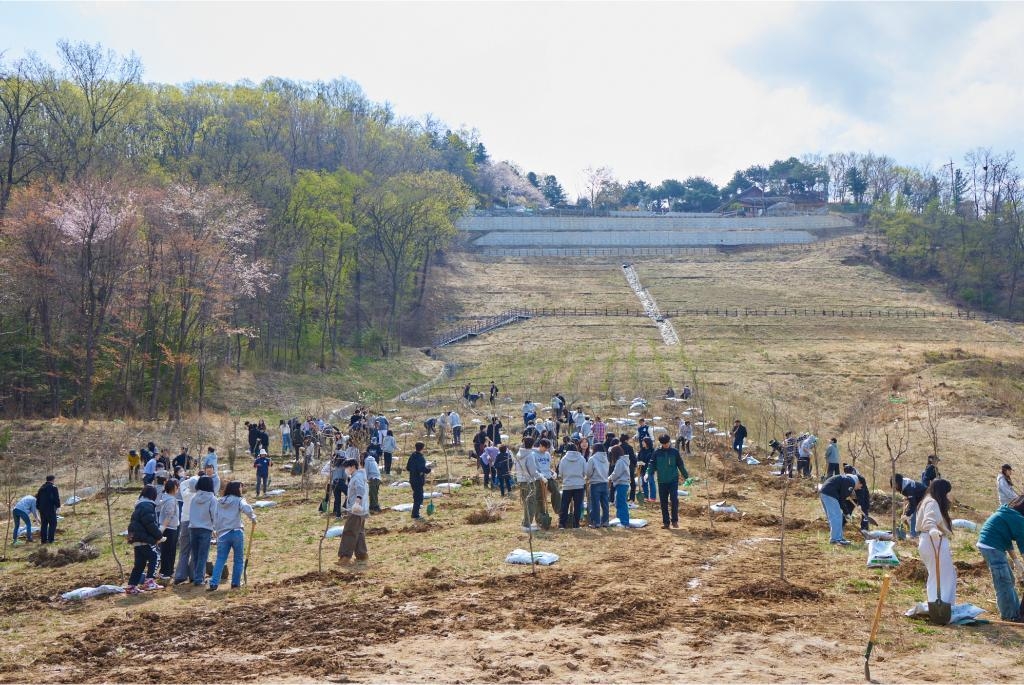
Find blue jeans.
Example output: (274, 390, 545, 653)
(12, 509, 32, 542)
(614, 483, 630, 526)
(190, 527, 213, 585)
(282, 432, 291, 454)
(210, 529, 245, 588)
(589, 483, 609, 526)
(980, 546, 1020, 620)
(496, 473, 512, 496)
(643, 471, 657, 500)
(820, 494, 845, 543)
(908, 507, 919, 537)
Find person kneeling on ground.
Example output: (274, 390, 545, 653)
(339, 458, 369, 564)
(650, 434, 689, 529)
(978, 493, 1024, 621)
(820, 472, 861, 545)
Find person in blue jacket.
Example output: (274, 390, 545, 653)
(978, 494, 1024, 621)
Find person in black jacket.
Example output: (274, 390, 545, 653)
(35, 475, 60, 544)
(842, 465, 871, 531)
(820, 473, 861, 545)
(921, 455, 940, 488)
(620, 435, 638, 502)
(731, 420, 748, 461)
(407, 442, 431, 520)
(493, 443, 513, 496)
(126, 485, 164, 595)
(893, 473, 928, 539)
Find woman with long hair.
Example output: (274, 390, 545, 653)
(916, 478, 956, 616)
(997, 464, 1018, 507)
(638, 436, 656, 501)
(209, 480, 257, 590)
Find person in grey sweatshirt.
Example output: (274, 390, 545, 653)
(364, 453, 382, 513)
(188, 476, 218, 587)
(557, 449, 586, 529)
(339, 458, 369, 564)
(585, 448, 610, 527)
(209, 481, 257, 590)
(514, 437, 545, 530)
(609, 448, 631, 527)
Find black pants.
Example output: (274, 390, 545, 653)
(798, 459, 811, 478)
(333, 480, 347, 517)
(658, 481, 679, 526)
(559, 488, 584, 528)
(480, 458, 491, 488)
(383, 452, 393, 474)
(412, 484, 424, 519)
(826, 462, 840, 478)
(453, 426, 462, 445)
(628, 465, 637, 501)
(39, 510, 58, 543)
(256, 473, 268, 495)
(160, 528, 178, 576)
(129, 544, 157, 586)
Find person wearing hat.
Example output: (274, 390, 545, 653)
(35, 475, 61, 544)
(127, 450, 141, 482)
(338, 458, 369, 564)
(253, 449, 272, 496)
(922, 455, 941, 489)
(998, 464, 1018, 507)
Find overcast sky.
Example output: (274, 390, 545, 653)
(3, 1, 1022, 197)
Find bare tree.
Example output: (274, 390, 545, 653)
(688, 368, 714, 532)
(99, 446, 125, 582)
(919, 397, 944, 458)
(884, 406, 911, 533)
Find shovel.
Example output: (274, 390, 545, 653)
(928, 536, 952, 625)
(243, 519, 256, 586)
(864, 573, 891, 682)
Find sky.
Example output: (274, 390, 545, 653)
(2, 1, 1023, 198)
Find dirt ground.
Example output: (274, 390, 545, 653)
(4, 239, 1024, 683)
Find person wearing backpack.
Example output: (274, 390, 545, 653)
(208, 481, 257, 590)
(126, 485, 164, 595)
(650, 434, 689, 529)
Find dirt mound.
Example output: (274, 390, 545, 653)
(748, 514, 811, 530)
(465, 509, 502, 524)
(893, 558, 927, 582)
(725, 580, 822, 601)
(366, 526, 390, 536)
(398, 520, 441, 533)
(954, 559, 989, 577)
(26, 541, 99, 567)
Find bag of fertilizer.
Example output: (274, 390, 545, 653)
(609, 518, 648, 528)
(505, 549, 559, 566)
(389, 481, 411, 489)
(860, 529, 894, 541)
(710, 501, 739, 514)
(392, 503, 415, 512)
(952, 519, 978, 531)
(265, 489, 286, 496)
(867, 540, 900, 567)
(252, 500, 277, 508)
(436, 482, 461, 492)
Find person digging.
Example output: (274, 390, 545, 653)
(337, 458, 369, 565)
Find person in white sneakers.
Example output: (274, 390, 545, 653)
(126, 485, 165, 595)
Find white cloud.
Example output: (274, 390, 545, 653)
(2, 1, 1021, 193)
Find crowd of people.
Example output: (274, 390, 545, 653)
(9, 395, 1024, 625)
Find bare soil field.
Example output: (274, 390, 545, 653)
(4, 238, 1024, 683)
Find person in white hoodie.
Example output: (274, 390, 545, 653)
(916, 479, 956, 615)
(513, 437, 544, 530)
(557, 447, 586, 529)
(364, 452, 382, 513)
(208, 480, 257, 590)
(585, 447, 610, 527)
(381, 430, 397, 475)
(338, 458, 369, 564)
(534, 439, 561, 515)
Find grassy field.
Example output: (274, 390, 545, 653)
(4, 238, 1024, 682)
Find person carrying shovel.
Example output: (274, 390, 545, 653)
(916, 478, 955, 623)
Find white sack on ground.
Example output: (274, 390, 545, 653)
(436, 483, 461, 492)
(265, 489, 286, 496)
(505, 549, 559, 566)
(61, 585, 125, 601)
(952, 519, 978, 531)
(392, 503, 415, 512)
(861, 530, 894, 541)
(905, 602, 985, 623)
(324, 526, 344, 539)
(867, 540, 900, 567)
(389, 481, 411, 489)
(609, 518, 648, 528)
(710, 502, 739, 514)
(252, 500, 277, 508)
